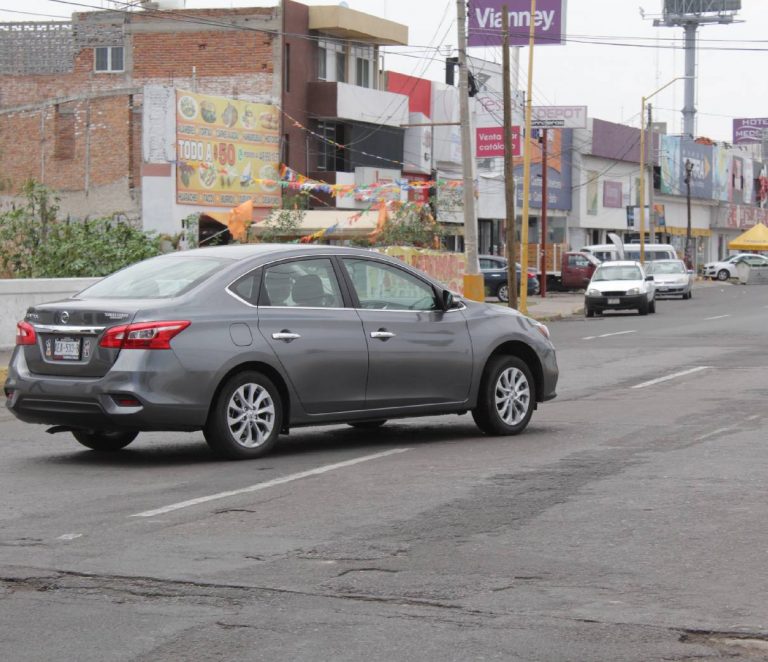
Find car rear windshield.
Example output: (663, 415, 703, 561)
(76, 256, 234, 299)
(594, 265, 643, 281)
(648, 262, 685, 274)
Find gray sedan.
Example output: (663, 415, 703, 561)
(4, 245, 558, 459)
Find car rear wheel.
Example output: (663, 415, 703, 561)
(347, 420, 387, 429)
(204, 371, 282, 460)
(496, 283, 509, 302)
(72, 429, 138, 451)
(472, 356, 535, 436)
(716, 269, 730, 281)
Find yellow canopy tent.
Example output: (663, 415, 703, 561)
(728, 223, 768, 251)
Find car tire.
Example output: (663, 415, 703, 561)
(716, 269, 730, 281)
(347, 420, 387, 429)
(688, 289, 693, 299)
(204, 371, 282, 460)
(649, 298, 656, 314)
(72, 429, 138, 451)
(585, 304, 595, 318)
(639, 299, 649, 315)
(472, 355, 535, 436)
(496, 283, 509, 302)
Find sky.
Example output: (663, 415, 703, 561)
(3, 0, 766, 143)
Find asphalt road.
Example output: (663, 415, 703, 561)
(2, 282, 768, 661)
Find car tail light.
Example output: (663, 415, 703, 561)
(16, 321, 36, 346)
(100, 321, 191, 350)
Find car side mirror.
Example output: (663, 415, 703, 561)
(441, 290, 458, 311)
(688, 270, 695, 275)
(645, 275, 654, 281)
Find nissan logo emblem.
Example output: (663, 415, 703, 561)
(60, 311, 70, 324)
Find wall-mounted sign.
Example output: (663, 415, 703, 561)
(476, 126, 521, 158)
(175, 90, 281, 208)
(468, 0, 567, 47)
(530, 105, 587, 129)
(733, 118, 768, 145)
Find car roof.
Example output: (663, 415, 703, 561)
(160, 244, 381, 261)
(596, 260, 642, 267)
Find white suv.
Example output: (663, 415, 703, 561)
(585, 261, 656, 317)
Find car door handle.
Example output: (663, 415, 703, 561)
(272, 331, 301, 342)
(370, 330, 395, 340)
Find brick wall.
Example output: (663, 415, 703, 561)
(0, 6, 279, 213)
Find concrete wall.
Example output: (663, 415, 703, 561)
(0, 278, 99, 349)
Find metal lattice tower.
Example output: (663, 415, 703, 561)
(654, 1, 741, 138)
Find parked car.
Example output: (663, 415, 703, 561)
(480, 255, 539, 301)
(645, 259, 694, 299)
(703, 253, 768, 281)
(4, 245, 559, 460)
(584, 260, 656, 317)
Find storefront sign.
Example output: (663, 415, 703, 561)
(468, 0, 567, 47)
(175, 90, 281, 208)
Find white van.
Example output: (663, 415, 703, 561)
(580, 243, 677, 263)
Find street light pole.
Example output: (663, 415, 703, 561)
(638, 76, 690, 264)
(684, 159, 693, 269)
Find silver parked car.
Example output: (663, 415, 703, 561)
(645, 259, 694, 299)
(4, 245, 559, 459)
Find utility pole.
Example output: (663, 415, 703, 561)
(519, 0, 537, 313)
(684, 159, 693, 269)
(502, 5, 518, 310)
(647, 103, 656, 244)
(539, 129, 548, 297)
(456, 0, 483, 301)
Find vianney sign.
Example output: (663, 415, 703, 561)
(175, 90, 281, 208)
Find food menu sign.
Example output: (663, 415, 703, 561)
(175, 90, 281, 207)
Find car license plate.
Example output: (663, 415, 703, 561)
(607, 298, 620, 305)
(52, 337, 81, 361)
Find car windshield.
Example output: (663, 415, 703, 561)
(647, 262, 685, 275)
(77, 256, 234, 299)
(593, 265, 643, 281)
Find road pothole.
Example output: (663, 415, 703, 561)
(682, 630, 768, 657)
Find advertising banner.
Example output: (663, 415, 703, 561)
(603, 181, 623, 208)
(680, 140, 714, 200)
(660, 135, 680, 196)
(713, 145, 731, 202)
(476, 126, 521, 158)
(733, 118, 768, 145)
(175, 90, 281, 208)
(514, 129, 572, 210)
(468, 0, 567, 47)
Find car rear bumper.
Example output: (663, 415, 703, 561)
(4, 348, 209, 431)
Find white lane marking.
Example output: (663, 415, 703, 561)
(57, 533, 83, 541)
(131, 448, 413, 518)
(631, 366, 710, 390)
(696, 427, 737, 442)
(704, 315, 731, 321)
(582, 330, 636, 341)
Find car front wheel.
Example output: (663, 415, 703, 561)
(716, 269, 730, 281)
(496, 283, 509, 302)
(72, 429, 138, 451)
(204, 371, 282, 460)
(472, 356, 535, 436)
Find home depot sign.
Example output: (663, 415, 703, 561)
(530, 105, 587, 129)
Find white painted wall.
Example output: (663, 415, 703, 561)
(0, 278, 100, 349)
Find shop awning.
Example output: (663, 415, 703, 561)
(662, 226, 711, 238)
(728, 223, 768, 251)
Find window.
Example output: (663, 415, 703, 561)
(315, 121, 346, 172)
(260, 259, 343, 308)
(317, 44, 327, 80)
(284, 43, 291, 92)
(342, 259, 438, 311)
(351, 45, 373, 88)
(94, 46, 124, 73)
(335, 46, 346, 83)
(54, 104, 75, 161)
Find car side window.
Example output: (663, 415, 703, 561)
(260, 258, 343, 308)
(230, 269, 261, 305)
(479, 258, 494, 269)
(341, 258, 439, 311)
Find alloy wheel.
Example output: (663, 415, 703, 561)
(227, 383, 276, 448)
(494, 367, 531, 426)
